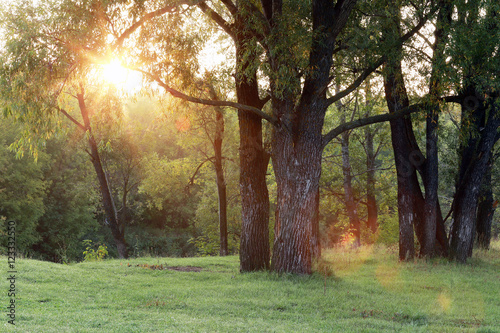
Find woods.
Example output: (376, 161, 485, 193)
(1, 0, 499, 273)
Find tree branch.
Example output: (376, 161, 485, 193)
(322, 96, 460, 147)
(114, 1, 199, 49)
(56, 107, 86, 131)
(326, 6, 438, 106)
(220, 0, 238, 16)
(197, 2, 235, 38)
(136, 68, 279, 126)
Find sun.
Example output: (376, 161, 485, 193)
(101, 59, 142, 93)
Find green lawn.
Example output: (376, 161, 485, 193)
(2, 242, 500, 332)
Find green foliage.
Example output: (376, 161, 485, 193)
(192, 169, 241, 256)
(82, 239, 108, 262)
(376, 210, 400, 246)
(0, 118, 46, 254)
(32, 136, 99, 263)
(127, 226, 197, 258)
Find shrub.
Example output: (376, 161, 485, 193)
(82, 239, 108, 261)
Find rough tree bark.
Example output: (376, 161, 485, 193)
(270, 0, 357, 273)
(449, 90, 500, 262)
(476, 153, 495, 249)
(382, 9, 419, 260)
(382, 3, 450, 259)
(235, 34, 271, 271)
(76, 90, 129, 259)
(384, 65, 417, 261)
(197, 3, 272, 270)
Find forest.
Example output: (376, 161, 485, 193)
(0, 0, 499, 275)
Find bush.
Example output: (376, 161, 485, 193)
(82, 240, 108, 261)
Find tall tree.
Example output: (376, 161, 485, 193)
(421, 0, 453, 258)
(448, 0, 500, 262)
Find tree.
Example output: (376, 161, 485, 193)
(184, 83, 232, 256)
(0, 2, 130, 257)
(379, 0, 454, 260)
(446, 0, 500, 262)
(70, 0, 438, 273)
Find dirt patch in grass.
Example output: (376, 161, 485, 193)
(127, 263, 203, 272)
(168, 266, 203, 272)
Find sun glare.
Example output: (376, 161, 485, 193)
(101, 59, 142, 93)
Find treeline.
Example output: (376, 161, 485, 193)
(1, 93, 498, 262)
(0, 98, 241, 262)
(1, 0, 500, 272)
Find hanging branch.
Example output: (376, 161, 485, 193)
(135, 68, 279, 126)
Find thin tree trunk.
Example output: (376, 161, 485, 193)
(214, 108, 228, 256)
(383, 50, 417, 260)
(421, 0, 452, 258)
(340, 117, 361, 246)
(364, 81, 378, 233)
(77, 91, 128, 259)
(205, 86, 229, 256)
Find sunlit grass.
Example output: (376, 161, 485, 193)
(1, 241, 499, 332)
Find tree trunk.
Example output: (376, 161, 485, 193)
(77, 91, 128, 259)
(268, 0, 355, 273)
(476, 153, 495, 249)
(235, 36, 271, 271)
(364, 81, 378, 233)
(270, 100, 323, 274)
(341, 124, 361, 246)
(449, 93, 500, 262)
(421, 1, 452, 258)
(382, 4, 450, 260)
(383, 56, 419, 261)
(365, 129, 378, 234)
(213, 108, 228, 256)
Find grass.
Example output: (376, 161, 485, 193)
(1, 241, 500, 332)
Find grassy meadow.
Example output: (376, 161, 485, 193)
(2, 242, 500, 332)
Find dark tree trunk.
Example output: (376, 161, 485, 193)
(421, 1, 452, 258)
(235, 35, 271, 271)
(382, 4, 451, 260)
(365, 130, 378, 234)
(213, 108, 228, 256)
(476, 153, 495, 249)
(383, 56, 419, 261)
(449, 92, 500, 262)
(364, 81, 378, 233)
(77, 91, 128, 259)
(422, 106, 439, 258)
